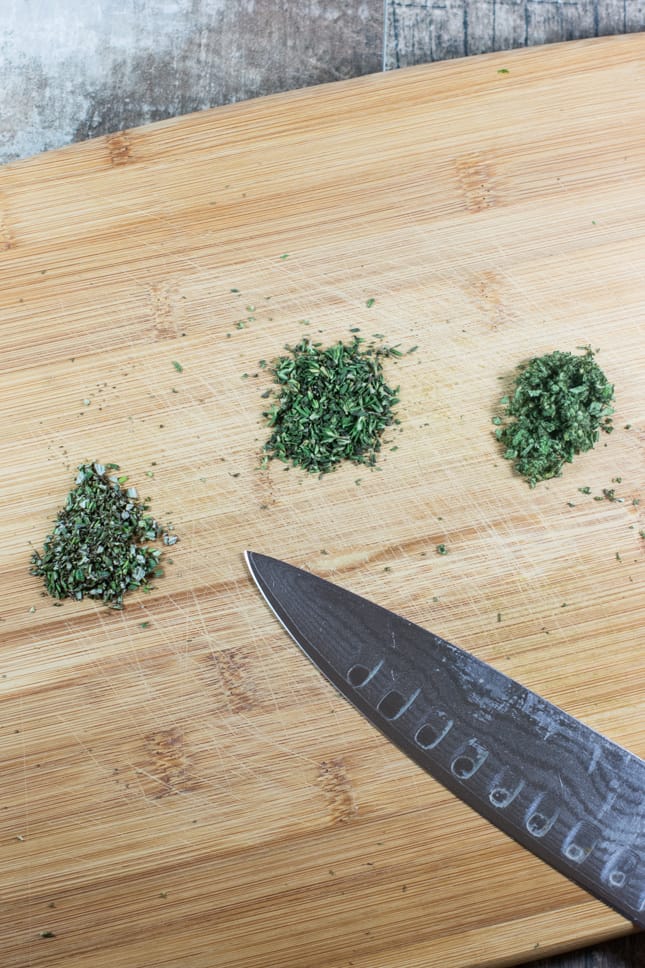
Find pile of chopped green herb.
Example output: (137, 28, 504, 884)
(495, 347, 614, 487)
(262, 337, 400, 474)
(30, 462, 174, 608)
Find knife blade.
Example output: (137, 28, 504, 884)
(245, 551, 645, 928)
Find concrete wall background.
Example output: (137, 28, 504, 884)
(0, 0, 383, 164)
(2, 0, 644, 165)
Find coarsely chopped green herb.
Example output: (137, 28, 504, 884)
(495, 347, 614, 487)
(30, 463, 177, 609)
(262, 337, 400, 474)
(436, 544, 447, 555)
(172, 361, 183, 373)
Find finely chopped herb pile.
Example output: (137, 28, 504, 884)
(30, 462, 176, 608)
(495, 347, 614, 487)
(262, 337, 400, 474)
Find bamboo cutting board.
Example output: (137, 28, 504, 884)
(1, 35, 644, 968)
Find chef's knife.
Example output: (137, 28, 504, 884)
(245, 551, 645, 928)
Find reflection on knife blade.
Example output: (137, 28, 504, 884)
(245, 551, 645, 929)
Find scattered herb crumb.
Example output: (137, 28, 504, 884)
(30, 463, 177, 609)
(436, 544, 448, 555)
(578, 486, 592, 495)
(172, 361, 183, 373)
(39, 931, 56, 939)
(497, 68, 510, 74)
(602, 488, 624, 503)
(616, 552, 622, 562)
(366, 298, 376, 308)
(261, 337, 400, 474)
(495, 347, 614, 487)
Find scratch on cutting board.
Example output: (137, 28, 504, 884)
(148, 280, 182, 340)
(106, 131, 134, 166)
(454, 152, 497, 213)
(316, 757, 358, 824)
(0, 194, 16, 250)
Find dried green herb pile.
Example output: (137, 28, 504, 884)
(30, 463, 174, 608)
(263, 337, 400, 473)
(496, 347, 614, 487)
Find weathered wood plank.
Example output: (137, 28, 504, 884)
(385, 0, 645, 67)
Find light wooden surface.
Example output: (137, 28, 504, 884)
(1, 35, 644, 968)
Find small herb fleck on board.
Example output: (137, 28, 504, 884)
(495, 347, 614, 487)
(30, 463, 178, 609)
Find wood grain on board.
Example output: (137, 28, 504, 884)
(1, 34, 644, 968)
